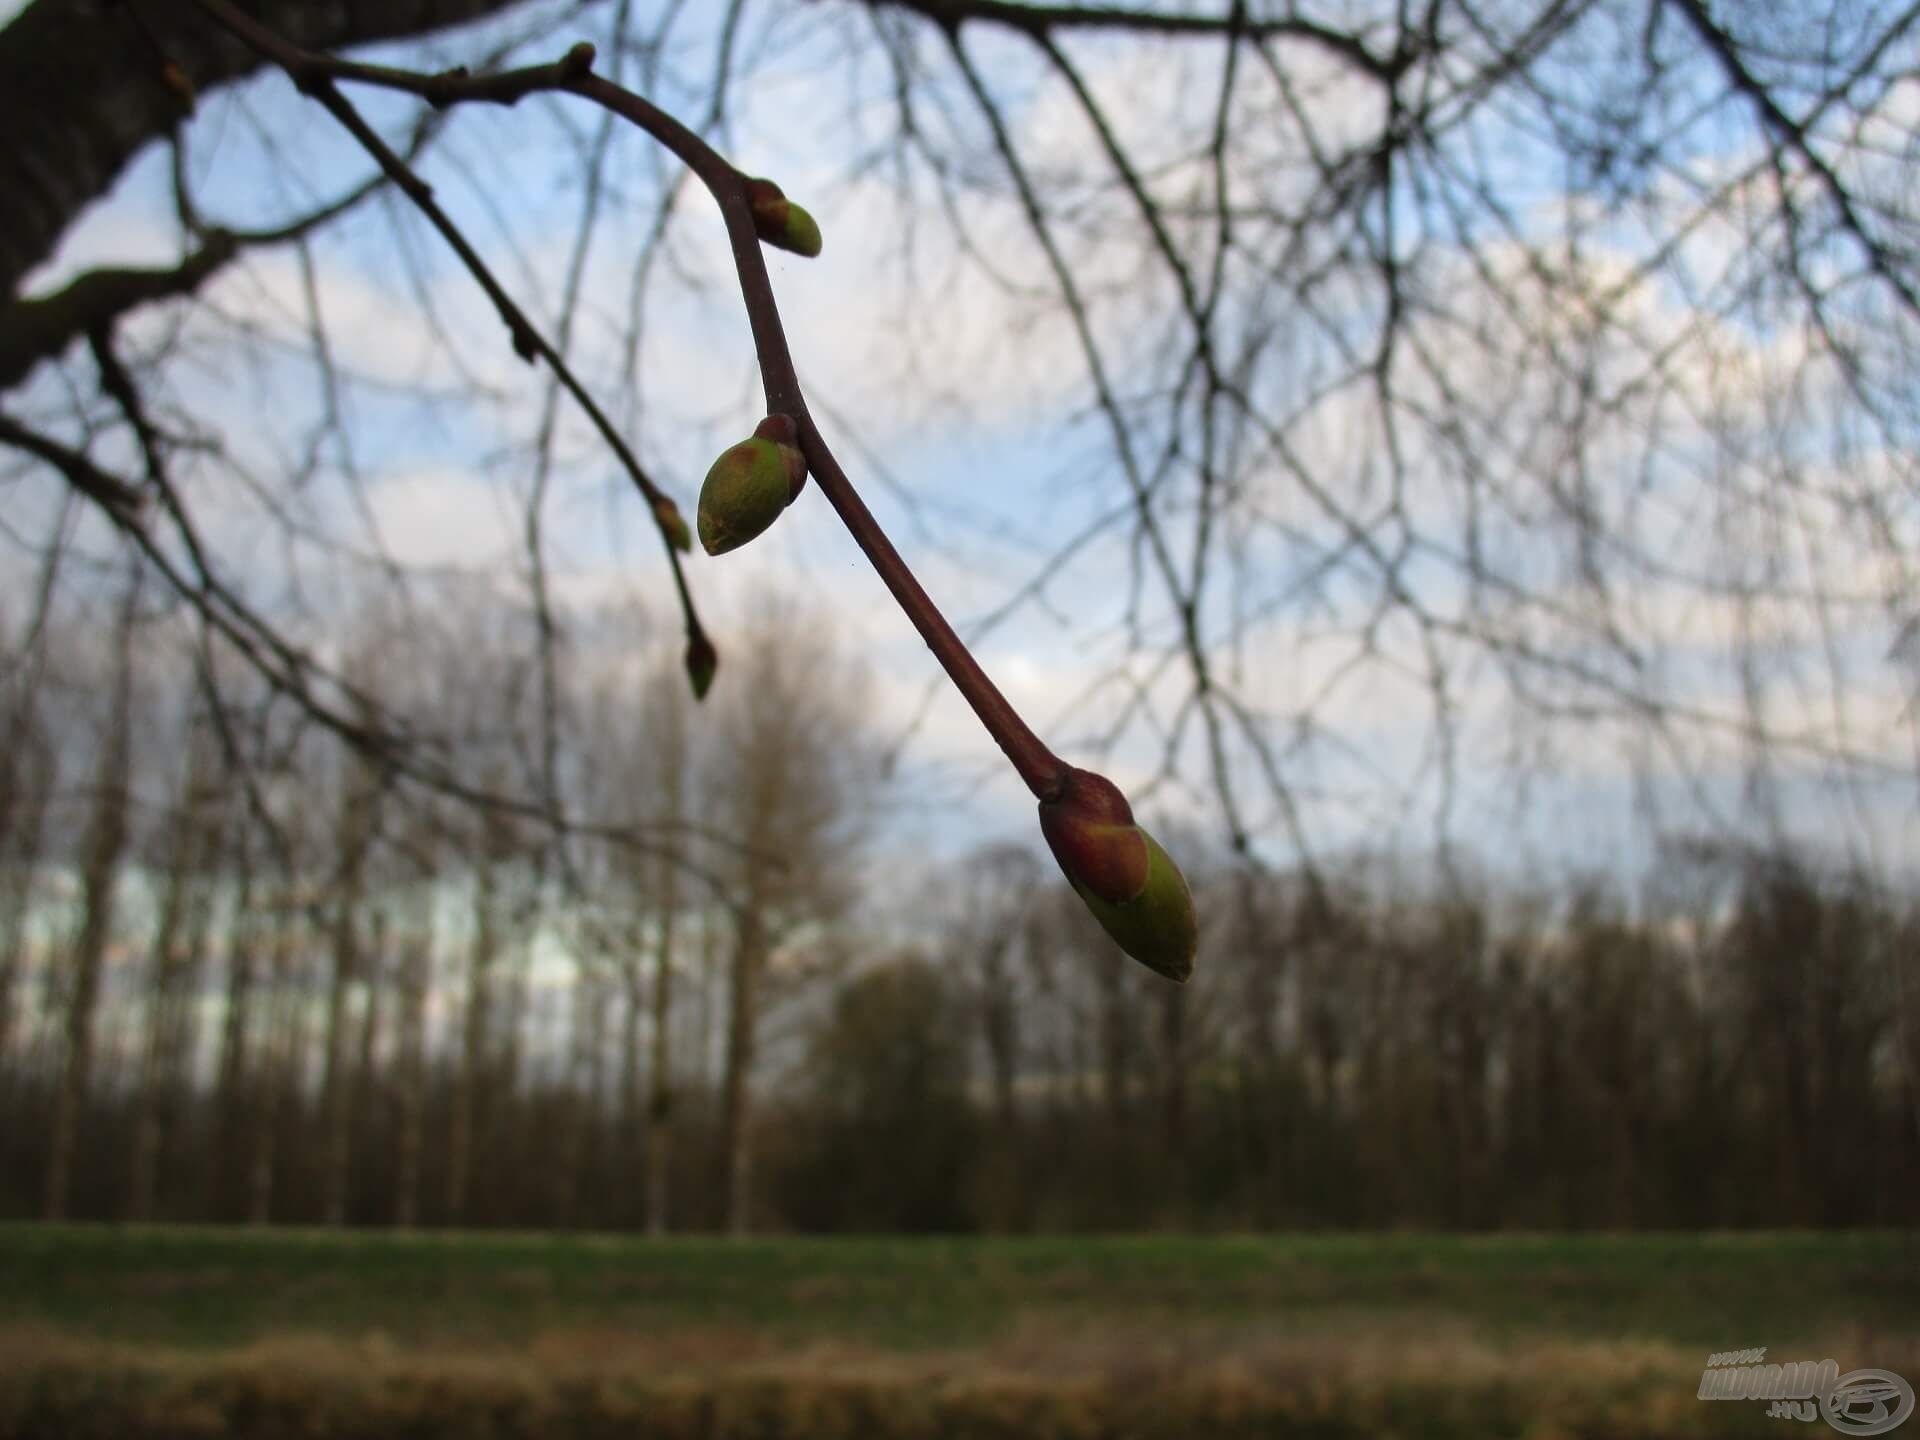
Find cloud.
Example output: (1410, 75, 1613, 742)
(363, 464, 522, 570)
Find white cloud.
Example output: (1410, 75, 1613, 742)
(364, 464, 522, 569)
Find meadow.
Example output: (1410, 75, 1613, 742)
(2, 1226, 1916, 1437)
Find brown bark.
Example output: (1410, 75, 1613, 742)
(0, 0, 527, 303)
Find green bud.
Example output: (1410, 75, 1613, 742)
(698, 438, 791, 555)
(697, 420, 807, 556)
(1071, 827, 1196, 983)
(774, 202, 822, 259)
(1038, 769, 1197, 983)
(685, 631, 717, 701)
(653, 496, 692, 554)
(746, 177, 823, 259)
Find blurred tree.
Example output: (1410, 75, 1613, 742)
(42, 572, 139, 1221)
(319, 693, 384, 1228)
(712, 612, 874, 1233)
(784, 956, 977, 1232)
(390, 817, 439, 1228)
(126, 710, 228, 1223)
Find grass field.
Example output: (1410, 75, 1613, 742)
(3, 1226, 1916, 1437)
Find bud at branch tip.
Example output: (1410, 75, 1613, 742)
(746, 177, 823, 259)
(685, 632, 717, 701)
(1037, 768, 1197, 983)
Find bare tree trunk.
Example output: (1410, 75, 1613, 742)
(618, 956, 643, 1217)
(44, 580, 138, 1221)
(210, 854, 257, 1219)
(0, 498, 64, 1100)
(1159, 978, 1188, 1159)
(1097, 958, 1132, 1136)
(490, 936, 532, 1221)
(128, 738, 224, 1222)
(720, 898, 764, 1237)
(393, 889, 434, 1228)
(981, 957, 1018, 1136)
(644, 891, 675, 1237)
(637, 676, 687, 1236)
(551, 962, 603, 1228)
(697, 906, 718, 1098)
(247, 901, 301, 1227)
(319, 759, 377, 1228)
(318, 902, 357, 1229)
(445, 862, 497, 1227)
(975, 909, 1024, 1231)
(351, 908, 387, 1221)
(163, 832, 222, 1210)
(128, 869, 188, 1224)
(0, 722, 53, 1095)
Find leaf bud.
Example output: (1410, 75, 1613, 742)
(652, 495, 692, 554)
(697, 417, 806, 556)
(684, 631, 717, 701)
(745, 177, 823, 259)
(1038, 768, 1197, 983)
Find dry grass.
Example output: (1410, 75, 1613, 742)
(9, 1319, 1908, 1438)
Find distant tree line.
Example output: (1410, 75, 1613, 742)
(2, 580, 1917, 1233)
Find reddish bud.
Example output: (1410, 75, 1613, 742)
(751, 413, 808, 496)
(745, 177, 823, 258)
(652, 495, 692, 554)
(1039, 768, 1197, 982)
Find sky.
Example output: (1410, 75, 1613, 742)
(5, 0, 1917, 894)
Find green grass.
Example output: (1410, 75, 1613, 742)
(3, 1225, 1915, 1349)
(2, 1227, 1916, 1438)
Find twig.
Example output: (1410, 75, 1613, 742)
(187, 0, 1070, 800)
